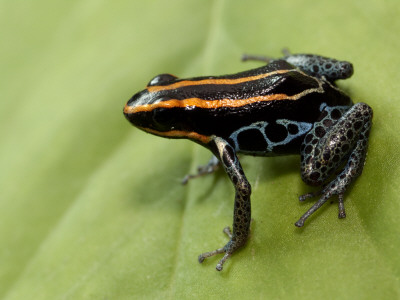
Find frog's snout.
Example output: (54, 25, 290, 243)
(125, 90, 148, 109)
(123, 90, 149, 126)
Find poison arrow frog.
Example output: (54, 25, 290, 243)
(123, 51, 373, 271)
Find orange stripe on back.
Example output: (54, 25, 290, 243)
(146, 69, 291, 92)
(125, 93, 300, 114)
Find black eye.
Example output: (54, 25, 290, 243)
(152, 108, 174, 131)
(147, 73, 178, 86)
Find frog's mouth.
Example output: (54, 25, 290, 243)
(138, 125, 211, 145)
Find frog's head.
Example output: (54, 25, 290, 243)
(124, 92, 179, 133)
(123, 74, 211, 144)
(124, 73, 180, 131)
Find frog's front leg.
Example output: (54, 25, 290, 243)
(181, 156, 220, 185)
(198, 136, 251, 271)
(296, 102, 373, 227)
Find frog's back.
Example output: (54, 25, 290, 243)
(181, 60, 352, 148)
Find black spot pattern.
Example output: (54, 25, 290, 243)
(264, 123, 288, 143)
(331, 109, 342, 119)
(300, 103, 372, 189)
(296, 102, 372, 227)
(229, 120, 312, 155)
(315, 126, 326, 138)
(200, 137, 252, 270)
(237, 129, 268, 152)
(288, 124, 299, 135)
(284, 54, 354, 82)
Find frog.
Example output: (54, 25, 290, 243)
(123, 51, 373, 271)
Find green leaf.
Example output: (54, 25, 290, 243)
(1, 0, 400, 299)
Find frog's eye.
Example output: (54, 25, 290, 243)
(147, 73, 178, 87)
(152, 107, 175, 131)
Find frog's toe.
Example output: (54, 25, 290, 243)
(198, 248, 232, 271)
(299, 190, 321, 201)
(198, 227, 238, 271)
(181, 156, 220, 185)
(338, 194, 346, 219)
(296, 189, 348, 227)
(295, 193, 330, 227)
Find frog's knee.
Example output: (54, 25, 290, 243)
(354, 102, 373, 117)
(301, 167, 325, 186)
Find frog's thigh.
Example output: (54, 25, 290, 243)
(300, 103, 373, 186)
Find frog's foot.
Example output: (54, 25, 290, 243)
(241, 53, 273, 63)
(181, 156, 220, 185)
(295, 189, 346, 227)
(198, 227, 244, 271)
(281, 48, 291, 56)
(299, 190, 321, 202)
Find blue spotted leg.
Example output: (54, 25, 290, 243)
(242, 49, 354, 82)
(198, 136, 251, 271)
(296, 102, 373, 227)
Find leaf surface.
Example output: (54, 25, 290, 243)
(1, 0, 399, 299)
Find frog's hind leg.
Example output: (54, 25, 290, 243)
(241, 50, 353, 82)
(283, 54, 354, 81)
(181, 155, 220, 185)
(296, 102, 373, 227)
